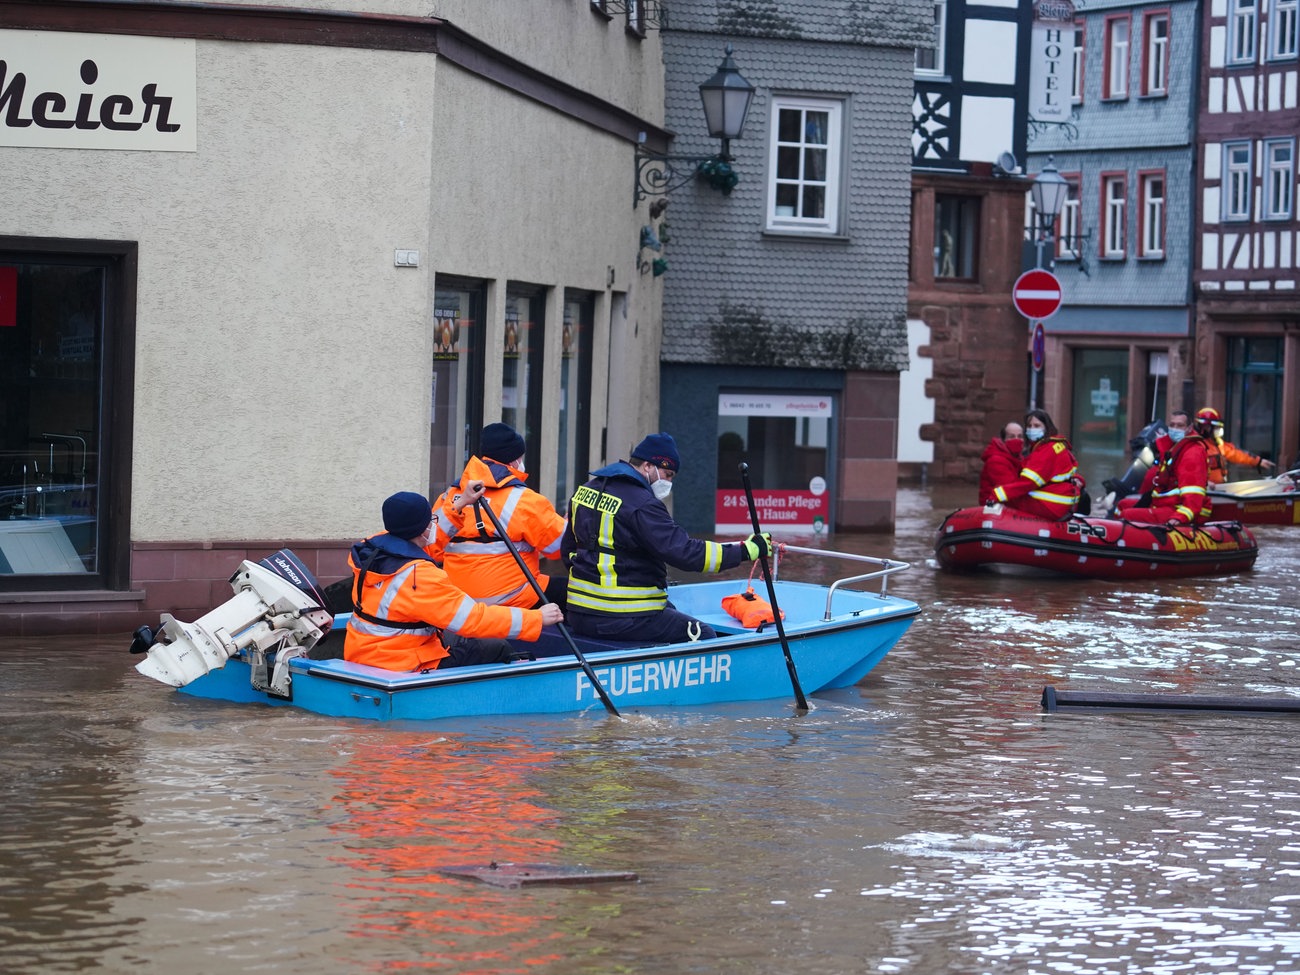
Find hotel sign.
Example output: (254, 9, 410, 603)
(1028, 0, 1076, 123)
(0, 30, 196, 151)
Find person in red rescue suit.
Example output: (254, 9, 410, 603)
(985, 409, 1083, 520)
(1115, 410, 1212, 525)
(344, 490, 563, 672)
(561, 432, 772, 644)
(1194, 406, 1276, 483)
(431, 422, 570, 613)
(978, 419, 1025, 505)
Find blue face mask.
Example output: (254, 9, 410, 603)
(1026, 427, 1045, 442)
(1168, 428, 1186, 443)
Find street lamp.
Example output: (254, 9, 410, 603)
(1029, 156, 1069, 269)
(634, 45, 757, 206)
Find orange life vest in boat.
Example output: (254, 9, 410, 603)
(722, 587, 784, 629)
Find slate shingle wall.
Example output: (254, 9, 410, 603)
(664, 0, 934, 48)
(659, 31, 920, 373)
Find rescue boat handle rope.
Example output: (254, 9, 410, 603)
(739, 463, 809, 712)
(471, 500, 621, 719)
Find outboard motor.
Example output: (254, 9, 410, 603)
(1099, 419, 1167, 513)
(134, 548, 334, 689)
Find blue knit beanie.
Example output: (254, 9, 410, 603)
(480, 423, 526, 464)
(382, 491, 433, 539)
(632, 432, 680, 473)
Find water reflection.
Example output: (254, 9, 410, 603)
(2, 486, 1300, 974)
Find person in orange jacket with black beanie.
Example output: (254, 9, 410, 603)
(344, 491, 562, 672)
(432, 423, 569, 613)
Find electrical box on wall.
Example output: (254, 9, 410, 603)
(394, 249, 420, 267)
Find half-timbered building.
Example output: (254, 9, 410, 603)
(1193, 0, 1300, 467)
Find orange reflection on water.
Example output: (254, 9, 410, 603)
(327, 733, 567, 971)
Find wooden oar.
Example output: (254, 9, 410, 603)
(473, 500, 620, 718)
(739, 463, 808, 711)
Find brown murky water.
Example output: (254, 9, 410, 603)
(3, 485, 1299, 974)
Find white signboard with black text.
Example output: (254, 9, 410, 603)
(0, 30, 196, 151)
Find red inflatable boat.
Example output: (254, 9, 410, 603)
(934, 504, 1258, 579)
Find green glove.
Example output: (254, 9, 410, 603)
(742, 532, 773, 561)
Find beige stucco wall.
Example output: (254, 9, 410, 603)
(1, 4, 666, 546)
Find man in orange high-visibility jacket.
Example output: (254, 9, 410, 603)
(1116, 411, 1211, 526)
(344, 491, 562, 672)
(432, 423, 570, 613)
(1195, 406, 1276, 483)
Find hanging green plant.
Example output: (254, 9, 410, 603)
(697, 158, 739, 195)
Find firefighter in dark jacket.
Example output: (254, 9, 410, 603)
(562, 433, 771, 644)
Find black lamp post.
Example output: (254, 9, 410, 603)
(1029, 156, 1069, 270)
(634, 45, 757, 206)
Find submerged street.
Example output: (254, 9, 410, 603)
(2, 483, 1299, 974)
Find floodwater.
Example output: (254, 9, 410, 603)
(3, 484, 1299, 975)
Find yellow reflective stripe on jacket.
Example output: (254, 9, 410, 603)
(567, 576, 668, 614)
(701, 540, 726, 572)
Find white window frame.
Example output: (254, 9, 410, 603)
(1102, 174, 1127, 257)
(1072, 21, 1086, 103)
(1264, 139, 1295, 219)
(1224, 142, 1254, 221)
(915, 0, 948, 74)
(766, 96, 844, 235)
(1143, 12, 1170, 96)
(1057, 177, 1082, 261)
(1229, 0, 1258, 64)
(1105, 15, 1131, 99)
(1270, 0, 1299, 60)
(1139, 171, 1165, 257)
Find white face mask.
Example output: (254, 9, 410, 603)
(1026, 427, 1045, 442)
(1168, 428, 1186, 443)
(515, 458, 526, 472)
(647, 466, 673, 500)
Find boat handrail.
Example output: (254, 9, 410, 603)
(776, 544, 911, 620)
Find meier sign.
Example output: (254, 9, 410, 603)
(0, 30, 196, 151)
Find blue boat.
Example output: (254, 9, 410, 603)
(132, 548, 919, 722)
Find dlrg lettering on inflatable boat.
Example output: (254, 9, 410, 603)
(576, 654, 733, 699)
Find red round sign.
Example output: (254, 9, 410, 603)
(1012, 269, 1063, 320)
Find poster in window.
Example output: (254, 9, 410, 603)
(433, 307, 460, 361)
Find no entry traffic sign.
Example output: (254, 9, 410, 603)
(1012, 269, 1063, 320)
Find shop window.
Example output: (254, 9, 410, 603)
(767, 96, 843, 234)
(501, 286, 546, 479)
(1103, 15, 1131, 99)
(915, 0, 948, 75)
(1229, 0, 1258, 64)
(1227, 337, 1282, 463)
(0, 240, 135, 591)
(1142, 11, 1170, 96)
(1138, 170, 1165, 258)
(431, 277, 487, 491)
(558, 290, 595, 507)
(1144, 351, 1169, 426)
(1101, 173, 1127, 258)
(1264, 139, 1295, 220)
(1223, 142, 1253, 221)
(1270, 0, 1298, 60)
(933, 194, 979, 279)
(715, 392, 833, 534)
(1071, 348, 1129, 486)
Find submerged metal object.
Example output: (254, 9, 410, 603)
(438, 862, 639, 888)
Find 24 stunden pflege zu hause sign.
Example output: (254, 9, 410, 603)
(0, 30, 195, 151)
